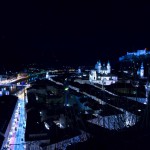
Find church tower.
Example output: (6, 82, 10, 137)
(107, 61, 111, 74)
(97, 60, 101, 73)
(77, 67, 81, 74)
(95, 61, 98, 70)
(140, 62, 144, 78)
(137, 68, 140, 76)
(46, 72, 49, 79)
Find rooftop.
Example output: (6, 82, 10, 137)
(0, 95, 18, 134)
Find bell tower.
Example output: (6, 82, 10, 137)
(97, 60, 101, 73)
(107, 61, 111, 74)
(140, 62, 144, 78)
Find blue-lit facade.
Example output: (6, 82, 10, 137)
(119, 49, 150, 61)
(89, 60, 118, 85)
(137, 63, 145, 78)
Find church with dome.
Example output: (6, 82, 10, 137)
(89, 60, 118, 85)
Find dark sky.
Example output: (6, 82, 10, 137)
(1, 0, 150, 66)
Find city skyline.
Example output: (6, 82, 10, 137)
(1, 1, 150, 149)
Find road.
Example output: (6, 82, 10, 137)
(2, 88, 28, 150)
(13, 92, 26, 150)
(0, 77, 28, 85)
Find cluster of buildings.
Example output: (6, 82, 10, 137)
(118, 48, 150, 78)
(1, 48, 150, 149)
(77, 60, 117, 85)
(76, 48, 150, 85)
(76, 60, 147, 86)
(89, 61, 118, 85)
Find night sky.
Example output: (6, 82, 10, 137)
(1, 1, 150, 66)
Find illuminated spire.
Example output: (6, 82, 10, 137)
(107, 60, 110, 66)
(97, 60, 101, 73)
(107, 60, 111, 74)
(140, 62, 144, 78)
(141, 62, 144, 68)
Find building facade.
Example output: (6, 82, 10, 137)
(89, 61, 117, 85)
(137, 62, 144, 78)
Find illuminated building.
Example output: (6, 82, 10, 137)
(119, 48, 150, 61)
(46, 72, 49, 79)
(137, 62, 144, 78)
(140, 62, 144, 78)
(77, 67, 81, 74)
(95, 61, 111, 74)
(89, 61, 117, 85)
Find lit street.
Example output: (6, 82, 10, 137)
(3, 88, 27, 150)
(0, 77, 28, 86)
